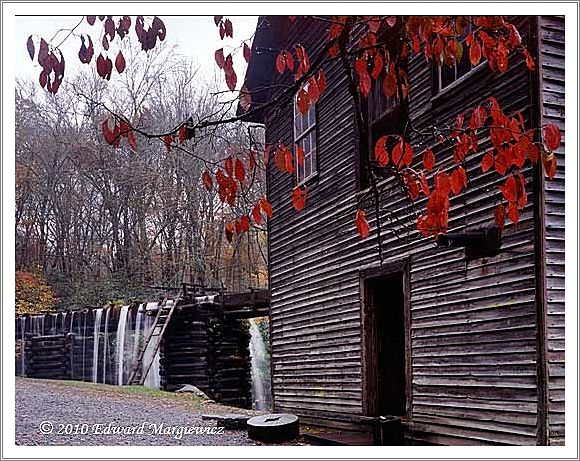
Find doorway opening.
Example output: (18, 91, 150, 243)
(363, 271, 407, 417)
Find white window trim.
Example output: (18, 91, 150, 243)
(293, 89, 318, 185)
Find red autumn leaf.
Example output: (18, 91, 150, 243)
(178, 125, 188, 143)
(308, 76, 320, 103)
(201, 171, 212, 191)
(423, 149, 435, 171)
(371, 52, 383, 80)
(296, 145, 305, 165)
(243, 42, 251, 63)
(292, 186, 307, 211)
(86, 16, 96, 26)
(435, 171, 451, 196)
(481, 151, 494, 172)
(386, 16, 397, 27)
(26, 36, 35, 60)
(240, 215, 250, 232)
(507, 202, 519, 226)
(543, 123, 561, 151)
(214, 16, 223, 27)
(285, 51, 295, 71)
(224, 19, 233, 38)
(450, 166, 468, 195)
(214, 48, 225, 68)
(78, 35, 94, 64)
(523, 48, 535, 71)
(225, 222, 234, 242)
(251, 203, 263, 225)
(543, 153, 557, 179)
(355, 209, 370, 239)
(234, 158, 246, 183)
(101, 119, 117, 146)
(224, 156, 234, 177)
(163, 135, 173, 152)
(275, 52, 286, 74)
(358, 68, 371, 98)
(127, 130, 137, 150)
(284, 149, 295, 173)
(382, 64, 397, 97)
(374, 136, 389, 167)
(317, 69, 327, 93)
(115, 50, 126, 73)
(392, 138, 413, 168)
(223, 54, 237, 91)
(469, 40, 482, 66)
(500, 175, 517, 203)
(495, 203, 505, 230)
(260, 197, 273, 218)
(296, 87, 310, 115)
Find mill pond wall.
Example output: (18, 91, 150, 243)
(15, 299, 256, 409)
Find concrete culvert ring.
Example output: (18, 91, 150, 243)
(247, 414, 299, 442)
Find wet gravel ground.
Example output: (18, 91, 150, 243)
(16, 377, 262, 446)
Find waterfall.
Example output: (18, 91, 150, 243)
(131, 306, 144, 377)
(143, 306, 160, 389)
(102, 308, 110, 384)
(92, 309, 103, 382)
(116, 305, 130, 385)
(249, 318, 270, 410)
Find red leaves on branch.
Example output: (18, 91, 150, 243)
(26, 36, 34, 60)
(243, 42, 251, 63)
(163, 135, 173, 152)
(543, 123, 561, 151)
(214, 48, 225, 68)
(543, 154, 557, 180)
(423, 149, 435, 171)
(202, 171, 213, 191)
(374, 136, 389, 167)
(392, 138, 413, 168)
(115, 50, 126, 73)
(78, 35, 94, 63)
(96, 54, 113, 80)
(469, 40, 482, 66)
(86, 16, 96, 26)
(292, 186, 307, 211)
(481, 151, 494, 172)
(234, 158, 246, 183)
(224, 222, 234, 242)
(317, 69, 327, 93)
(251, 203, 263, 225)
(355, 209, 370, 239)
(296, 87, 310, 115)
(223, 54, 237, 91)
(101, 119, 119, 147)
(449, 166, 468, 195)
(216, 169, 237, 206)
(260, 197, 273, 218)
(355, 56, 371, 97)
(296, 145, 305, 166)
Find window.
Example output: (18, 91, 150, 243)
(436, 24, 481, 92)
(294, 89, 317, 184)
(360, 69, 408, 190)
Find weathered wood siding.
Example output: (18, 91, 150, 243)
(265, 16, 543, 444)
(538, 15, 565, 445)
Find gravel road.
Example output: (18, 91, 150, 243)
(15, 377, 264, 446)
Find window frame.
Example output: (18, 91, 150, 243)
(293, 87, 318, 186)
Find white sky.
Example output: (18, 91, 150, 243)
(15, 15, 258, 92)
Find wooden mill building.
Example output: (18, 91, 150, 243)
(241, 16, 565, 445)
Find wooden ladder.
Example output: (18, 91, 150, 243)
(127, 297, 178, 386)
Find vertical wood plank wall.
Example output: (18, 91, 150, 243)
(263, 16, 562, 445)
(538, 15, 565, 445)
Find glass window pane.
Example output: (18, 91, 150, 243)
(294, 114, 302, 137)
(303, 134, 310, 154)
